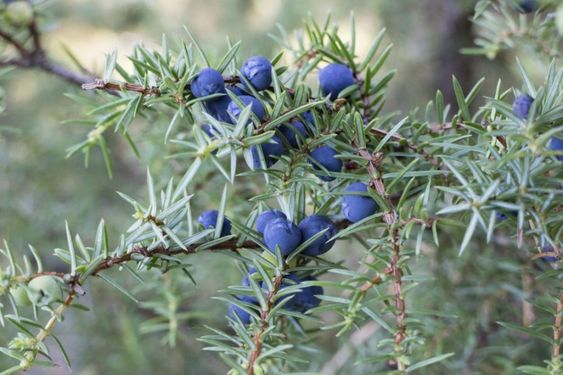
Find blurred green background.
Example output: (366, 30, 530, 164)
(0, 0, 554, 374)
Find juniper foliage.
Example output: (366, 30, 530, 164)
(0, 1, 561, 374)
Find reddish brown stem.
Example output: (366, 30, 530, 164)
(247, 274, 284, 375)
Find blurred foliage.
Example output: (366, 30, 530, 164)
(0, 0, 561, 374)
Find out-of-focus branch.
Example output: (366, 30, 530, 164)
(0, 21, 93, 86)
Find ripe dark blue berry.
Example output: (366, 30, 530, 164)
(227, 297, 253, 324)
(516, 0, 538, 13)
(204, 96, 233, 124)
(282, 274, 323, 313)
(302, 111, 315, 127)
(263, 218, 302, 256)
(191, 68, 225, 98)
(241, 267, 258, 287)
(262, 136, 285, 159)
(256, 210, 287, 234)
(197, 209, 231, 236)
(280, 120, 308, 148)
(248, 145, 271, 169)
(202, 124, 217, 138)
(318, 63, 355, 100)
(342, 182, 378, 223)
(541, 245, 558, 263)
(512, 94, 534, 119)
(227, 95, 266, 120)
(247, 137, 285, 169)
(298, 215, 337, 256)
(310, 146, 342, 181)
(548, 136, 563, 161)
(241, 56, 272, 91)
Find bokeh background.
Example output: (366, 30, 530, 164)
(0, 0, 554, 374)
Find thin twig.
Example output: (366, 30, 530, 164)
(82, 79, 161, 96)
(247, 274, 284, 375)
(553, 293, 562, 370)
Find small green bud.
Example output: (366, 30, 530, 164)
(5, 1, 34, 27)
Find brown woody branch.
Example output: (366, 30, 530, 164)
(0, 24, 93, 86)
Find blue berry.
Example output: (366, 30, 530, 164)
(342, 182, 378, 223)
(204, 96, 233, 124)
(247, 137, 284, 169)
(262, 136, 285, 159)
(227, 298, 253, 324)
(241, 56, 272, 91)
(496, 210, 517, 222)
(318, 63, 355, 100)
(548, 137, 563, 161)
(227, 95, 266, 121)
(197, 209, 231, 236)
(248, 145, 270, 169)
(512, 94, 534, 119)
(302, 111, 315, 127)
(256, 210, 287, 234)
(241, 267, 258, 287)
(202, 124, 217, 138)
(516, 0, 538, 13)
(263, 218, 302, 256)
(282, 274, 323, 313)
(191, 68, 225, 98)
(298, 215, 337, 256)
(541, 245, 558, 263)
(310, 146, 342, 181)
(280, 120, 308, 148)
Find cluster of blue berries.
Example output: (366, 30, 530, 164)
(191, 59, 360, 180)
(197, 180, 378, 324)
(227, 270, 323, 325)
(512, 94, 563, 161)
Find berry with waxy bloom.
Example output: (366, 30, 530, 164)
(318, 63, 355, 100)
(247, 137, 285, 169)
(263, 218, 302, 256)
(541, 245, 558, 263)
(241, 56, 272, 91)
(281, 274, 323, 313)
(280, 120, 308, 148)
(227, 95, 266, 120)
(298, 215, 337, 256)
(190, 68, 225, 98)
(197, 209, 231, 236)
(512, 94, 533, 119)
(342, 182, 379, 223)
(310, 146, 342, 181)
(256, 210, 287, 234)
(548, 136, 563, 161)
(227, 295, 255, 324)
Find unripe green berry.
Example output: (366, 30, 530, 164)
(9, 285, 31, 306)
(5, 1, 34, 27)
(28, 276, 63, 305)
